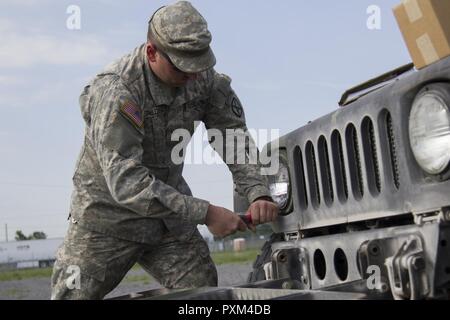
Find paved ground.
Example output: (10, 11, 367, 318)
(0, 263, 253, 300)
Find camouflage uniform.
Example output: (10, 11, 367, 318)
(51, 1, 271, 300)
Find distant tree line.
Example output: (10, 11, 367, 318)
(15, 230, 47, 241)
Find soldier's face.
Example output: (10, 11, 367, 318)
(147, 43, 198, 87)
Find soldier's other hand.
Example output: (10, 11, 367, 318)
(246, 200, 279, 229)
(205, 204, 247, 238)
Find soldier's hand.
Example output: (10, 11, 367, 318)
(246, 200, 279, 231)
(205, 204, 247, 238)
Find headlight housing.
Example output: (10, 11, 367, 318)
(409, 84, 450, 175)
(268, 149, 292, 212)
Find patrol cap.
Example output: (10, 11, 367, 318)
(148, 1, 216, 73)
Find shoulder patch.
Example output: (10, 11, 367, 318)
(229, 95, 243, 118)
(119, 101, 143, 129)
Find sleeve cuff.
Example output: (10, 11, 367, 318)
(247, 185, 272, 204)
(185, 196, 210, 225)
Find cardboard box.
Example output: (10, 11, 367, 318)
(393, 0, 450, 69)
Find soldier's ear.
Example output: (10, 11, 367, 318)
(146, 43, 157, 62)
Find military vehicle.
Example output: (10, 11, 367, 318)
(236, 56, 450, 300)
(113, 56, 450, 301)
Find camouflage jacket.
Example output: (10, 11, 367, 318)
(69, 44, 271, 243)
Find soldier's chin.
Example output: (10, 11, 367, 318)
(172, 79, 189, 87)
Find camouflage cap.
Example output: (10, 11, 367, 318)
(148, 1, 216, 73)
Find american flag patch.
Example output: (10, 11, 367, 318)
(120, 101, 143, 128)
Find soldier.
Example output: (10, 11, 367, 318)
(51, 1, 278, 300)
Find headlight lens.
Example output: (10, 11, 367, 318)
(409, 92, 450, 175)
(269, 152, 291, 209)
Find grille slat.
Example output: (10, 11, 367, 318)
(346, 124, 364, 200)
(318, 136, 334, 206)
(293, 146, 308, 210)
(369, 121, 381, 192)
(306, 141, 321, 209)
(331, 130, 349, 203)
(361, 117, 381, 196)
(386, 113, 400, 190)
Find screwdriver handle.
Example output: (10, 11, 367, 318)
(238, 212, 253, 226)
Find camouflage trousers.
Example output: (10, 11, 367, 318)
(50, 222, 217, 300)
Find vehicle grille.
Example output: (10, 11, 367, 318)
(292, 110, 399, 212)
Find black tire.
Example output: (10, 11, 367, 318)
(247, 233, 284, 283)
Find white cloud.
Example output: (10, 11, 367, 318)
(0, 76, 23, 86)
(301, 80, 350, 90)
(238, 80, 284, 93)
(0, 77, 86, 109)
(0, 0, 50, 6)
(0, 19, 114, 68)
(0, 19, 14, 32)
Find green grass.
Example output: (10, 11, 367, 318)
(122, 274, 153, 285)
(0, 267, 53, 282)
(0, 249, 260, 282)
(211, 249, 259, 265)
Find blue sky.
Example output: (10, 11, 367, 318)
(0, 0, 411, 240)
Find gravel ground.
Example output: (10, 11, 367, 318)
(0, 263, 253, 300)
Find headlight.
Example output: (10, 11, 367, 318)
(268, 150, 292, 211)
(409, 85, 450, 175)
